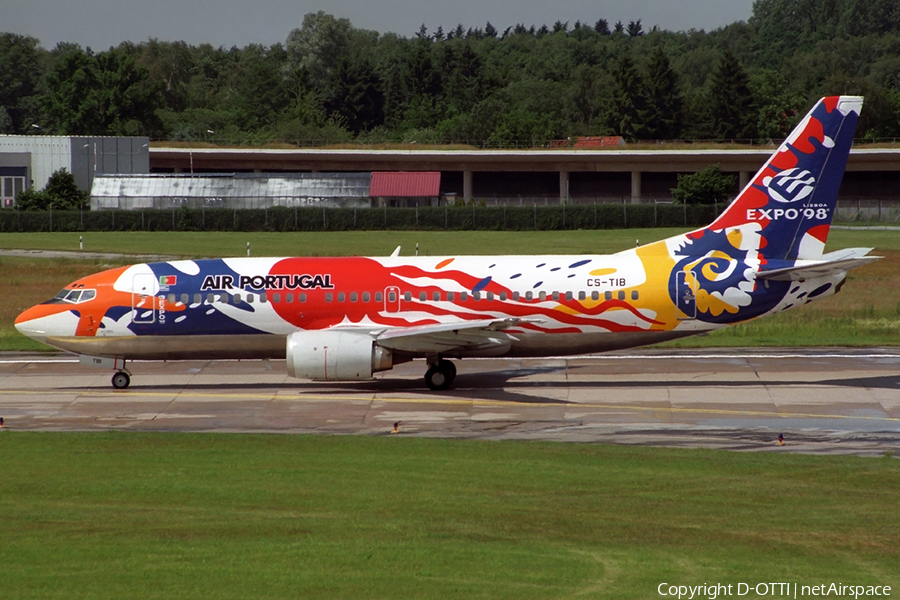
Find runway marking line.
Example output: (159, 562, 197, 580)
(2, 389, 898, 424)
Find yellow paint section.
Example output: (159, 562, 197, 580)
(633, 241, 678, 329)
(696, 289, 740, 316)
(700, 251, 735, 282)
(727, 228, 743, 249)
(589, 268, 617, 276)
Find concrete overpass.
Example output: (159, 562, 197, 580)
(149, 147, 900, 203)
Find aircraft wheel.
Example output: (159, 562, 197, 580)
(112, 371, 131, 390)
(425, 362, 455, 391)
(442, 359, 457, 379)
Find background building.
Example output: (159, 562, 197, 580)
(0, 135, 149, 207)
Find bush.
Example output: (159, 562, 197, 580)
(672, 164, 737, 205)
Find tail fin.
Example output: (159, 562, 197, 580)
(703, 96, 862, 261)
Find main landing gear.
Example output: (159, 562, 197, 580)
(424, 359, 456, 391)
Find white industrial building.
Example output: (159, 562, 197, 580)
(0, 135, 149, 208)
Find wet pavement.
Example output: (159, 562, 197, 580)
(1, 348, 898, 456)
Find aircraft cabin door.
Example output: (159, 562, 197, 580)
(676, 270, 697, 320)
(384, 286, 401, 313)
(132, 273, 157, 324)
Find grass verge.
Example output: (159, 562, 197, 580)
(1, 432, 897, 599)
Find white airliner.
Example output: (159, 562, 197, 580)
(16, 96, 878, 390)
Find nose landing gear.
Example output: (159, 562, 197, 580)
(111, 370, 131, 389)
(424, 359, 456, 391)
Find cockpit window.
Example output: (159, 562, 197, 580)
(54, 289, 97, 304)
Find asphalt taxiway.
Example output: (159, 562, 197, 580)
(1, 348, 898, 456)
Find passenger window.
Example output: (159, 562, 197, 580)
(433, 291, 440, 302)
(591, 291, 599, 301)
(605, 291, 613, 301)
(552, 292, 559, 301)
(388, 291, 396, 302)
(273, 293, 281, 303)
(299, 293, 306, 303)
(206, 293, 215, 303)
(566, 292, 573, 301)
(512, 292, 519, 301)
(539, 292, 547, 301)
(234, 293, 242, 304)
(499, 292, 507, 301)
(194, 293, 202, 304)
(247, 294, 255, 303)
(376, 292, 383, 302)
(578, 291, 585, 301)
(618, 291, 626, 301)
(419, 292, 427, 301)
(525, 291, 533, 301)
(460, 291, 468, 301)
(363, 292, 370, 302)
(350, 292, 358, 302)
(167, 293, 176, 304)
(325, 293, 333, 303)
(447, 291, 455, 301)
(338, 292, 345, 302)
(259, 294, 267, 304)
(631, 290, 639, 300)
(487, 292, 494, 301)
(180, 293, 188, 305)
(404, 292, 411, 302)
(473, 291, 481, 301)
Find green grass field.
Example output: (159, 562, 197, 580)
(1, 432, 897, 599)
(2, 229, 898, 350)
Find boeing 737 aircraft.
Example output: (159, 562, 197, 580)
(16, 96, 878, 390)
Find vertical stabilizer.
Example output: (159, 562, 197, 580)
(703, 96, 862, 261)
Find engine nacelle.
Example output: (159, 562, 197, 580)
(285, 330, 393, 381)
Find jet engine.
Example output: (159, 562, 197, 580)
(285, 330, 393, 381)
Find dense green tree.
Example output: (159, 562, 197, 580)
(607, 54, 647, 139)
(0, 33, 43, 132)
(644, 46, 683, 139)
(709, 51, 757, 140)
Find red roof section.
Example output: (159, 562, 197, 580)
(370, 171, 441, 197)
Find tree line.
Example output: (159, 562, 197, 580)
(2, 0, 900, 145)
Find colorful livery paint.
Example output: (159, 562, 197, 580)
(15, 96, 878, 390)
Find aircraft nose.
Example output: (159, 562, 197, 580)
(15, 304, 79, 343)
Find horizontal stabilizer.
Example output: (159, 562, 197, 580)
(757, 248, 880, 281)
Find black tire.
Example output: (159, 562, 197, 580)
(425, 362, 455, 391)
(442, 359, 457, 379)
(112, 372, 130, 389)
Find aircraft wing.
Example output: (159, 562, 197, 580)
(757, 248, 880, 281)
(370, 317, 536, 354)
